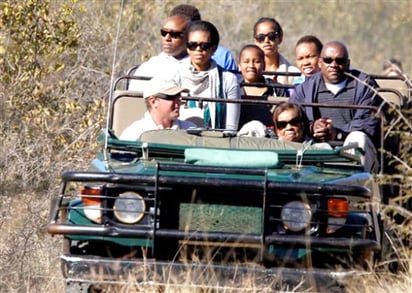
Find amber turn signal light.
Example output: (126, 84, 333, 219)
(327, 198, 349, 217)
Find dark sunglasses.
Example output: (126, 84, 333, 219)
(154, 93, 182, 101)
(187, 41, 214, 51)
(276, 118, 301, 130)
(254, 31, 278, 43)
(321, 57, 348, 65)
(160, 29, 183, 39)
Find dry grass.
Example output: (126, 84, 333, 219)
(0, 192, 64, 292)
(0, 175, 411, 290)
(0, 190, 410, 292)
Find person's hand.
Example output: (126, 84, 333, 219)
(311, 118, 337, 142)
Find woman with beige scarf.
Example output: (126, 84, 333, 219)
(172, 20, 240, 130)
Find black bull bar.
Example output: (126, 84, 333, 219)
(48, 170, 379, 252)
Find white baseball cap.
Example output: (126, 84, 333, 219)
(143, 78, 189, 99)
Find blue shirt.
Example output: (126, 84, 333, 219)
(212, 45, 238, 72)
(290, 70, 384, 145)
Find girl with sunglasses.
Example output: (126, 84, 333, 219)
(172, 20, 240, 131)
(253, 17, 299, 85)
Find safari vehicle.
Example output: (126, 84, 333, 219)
(47, 74, 409, 292)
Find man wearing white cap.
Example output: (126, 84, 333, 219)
(120, 79, 196, 140)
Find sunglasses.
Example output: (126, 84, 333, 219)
(160, 29, 183, 39)
(321, 57, 348, 65)
(276, 117, 301, 130)
(186, 41, 214, 51)
(254, 31, 278, 43)
(154, 93, 182, 101)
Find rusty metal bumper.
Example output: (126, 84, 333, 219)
(61, 254, 368, 291)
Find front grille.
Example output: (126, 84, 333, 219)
(179, 203, 262, 234)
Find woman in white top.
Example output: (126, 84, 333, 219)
(172, 20, 240, 130)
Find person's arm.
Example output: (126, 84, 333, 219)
(289, 84, 305, 104)
(342, 78, 382, 143)
(290, 76, 333, 141)
(289, 82, 314, 122)
(223, 72, 241, 130)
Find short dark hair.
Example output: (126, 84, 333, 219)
(186, 20, 220, 46)
(322, 41, 349, 59)
(238, 44, 264, 62)
(296, 35, 323, 55)
(253, 17, 283, 42)
(169, 4, 201, 21)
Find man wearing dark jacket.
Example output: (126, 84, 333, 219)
(290, 41, 383, 172)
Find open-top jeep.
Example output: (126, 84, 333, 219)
(47, 74, 410, 292)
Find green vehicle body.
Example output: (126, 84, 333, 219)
(48, 129, 383, 291)
(46, 74, 409, 291)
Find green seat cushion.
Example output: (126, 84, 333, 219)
(184, 148, 282, 168)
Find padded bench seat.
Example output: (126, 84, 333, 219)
(139, 129, 330, 151)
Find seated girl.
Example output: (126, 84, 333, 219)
(238, 44, 289, 129)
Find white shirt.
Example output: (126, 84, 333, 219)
(263, 54, 301, 85)
(119, 111, 195, 141)
(325, 79, 347, 95)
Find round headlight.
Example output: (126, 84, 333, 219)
(114, 192, 146, 224)
(281, 201, 312, 232)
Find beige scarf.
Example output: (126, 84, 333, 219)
(180, 60, 222, 128)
